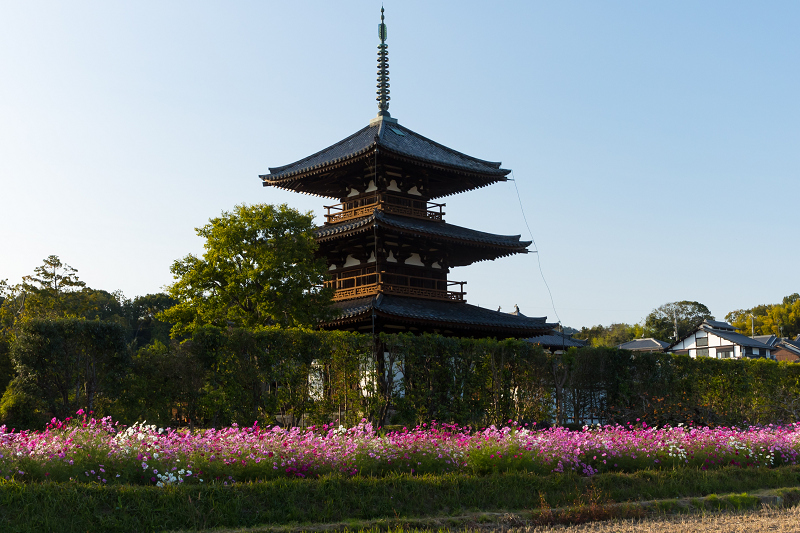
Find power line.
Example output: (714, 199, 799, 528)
(510, 170, 561, 325)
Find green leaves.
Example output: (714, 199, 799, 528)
(644, 301, 714, 342)
(5, 318, 129, 422)
(726, 294, 800, 338)
(160, 204, 334, 335)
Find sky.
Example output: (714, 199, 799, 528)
(1, 1, 798, 330)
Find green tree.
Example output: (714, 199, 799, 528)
(726, 294, 800, 338)
(160, 204, 334, 335)
(574, 323, 643, 347)
(0, 280, 14, 394)
(19, 255, 87, 319)
(4, 318, 129, 423)
(644, 301, 713, 342)
(119, 293, 178, 347)
(0, 256, 128, 327)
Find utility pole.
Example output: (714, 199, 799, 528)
(750, 313, 755, 337)
(673, 310, 679, 341)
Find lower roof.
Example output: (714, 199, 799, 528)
(324, 294, 555, 336)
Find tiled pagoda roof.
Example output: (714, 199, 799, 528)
(325, 294, 555, 337)
(261, 119, 510, 199)
(315, 211, 530, 266)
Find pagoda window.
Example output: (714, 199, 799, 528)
(387, 179, 401, 192)
(408, 186, 422, 196)
(365, 180, 378, 193)
(386, 250, 398, 263)
(347, 187, 360, 197)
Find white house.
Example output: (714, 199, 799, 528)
(667, 319, 774, 360)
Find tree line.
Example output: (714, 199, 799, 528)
(2, 203, 798, 429)
(574, 297, 800, 347)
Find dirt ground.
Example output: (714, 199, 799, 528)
(521, 505, 800, 532)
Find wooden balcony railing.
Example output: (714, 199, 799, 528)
(324, 192, 445, 225)
(325, 270, 465, 302)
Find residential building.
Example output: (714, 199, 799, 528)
(667, 319, 774, 359)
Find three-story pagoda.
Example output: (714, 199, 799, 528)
(262, 9, 555, 338)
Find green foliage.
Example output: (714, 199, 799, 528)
(5, 319, 800, 429)
(0, 256, 174, 346)
(384, 334, 551, 427)
(159, 203, 334, 335)
(574, 323, 644, 347)
(7, 318, 129, 421)
(0, 375, 48, 429)
(113, 327, 373, 429)
(121, 293, 177, 347)
(0, 467, 799, 532)
(644, 301, 714, 342)
(18, 255, 87, 319)
(727, 293, 800, 338)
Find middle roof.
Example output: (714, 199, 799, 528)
(316, 210, 530, 267)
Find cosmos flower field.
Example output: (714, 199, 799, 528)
(1, 411, 799, 487)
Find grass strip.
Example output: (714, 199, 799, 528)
(1, 466, 799, 533)
(181, 488, 800, 533)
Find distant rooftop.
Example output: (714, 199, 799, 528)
(527, 331, 588, 350)
(617, 338, 670, 351)
(703, 319, 737, 331)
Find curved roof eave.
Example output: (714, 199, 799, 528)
(314, 212, 531, 253)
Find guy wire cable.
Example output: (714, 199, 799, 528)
(510, 169, 561, 325)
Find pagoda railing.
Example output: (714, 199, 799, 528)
(325, 270, 465, 302)
(324, 192, 445, 224)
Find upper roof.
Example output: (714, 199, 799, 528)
(704, 326, 775, 350)
(617, 338, 671, 351)
(315, 210, 530, 266)
(325, 293, 555, 336)
(703, 319, 737, 331)
(261, 118, 510, 199)
(667, 319, 775, 352)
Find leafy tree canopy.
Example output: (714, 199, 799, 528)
(726, 293, 800, 338)
(573, 323, 644, 347)
(644, 301, 713, 342)
(0, 257, 173, 346)
(160, 203, 334, 335)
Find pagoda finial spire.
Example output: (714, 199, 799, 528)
(376, 6, 391, 117)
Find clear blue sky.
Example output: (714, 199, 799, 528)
(1, 1, 798, 329)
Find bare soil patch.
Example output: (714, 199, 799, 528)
(521, 505, 800, 532)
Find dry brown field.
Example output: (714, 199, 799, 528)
(521, 505, 800, 532)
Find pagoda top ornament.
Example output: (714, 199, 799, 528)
(376, 7, 391, 118)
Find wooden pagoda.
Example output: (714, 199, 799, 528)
(261, 9, 555, 339)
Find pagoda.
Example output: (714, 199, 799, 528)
(261, 9, 555, 339)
